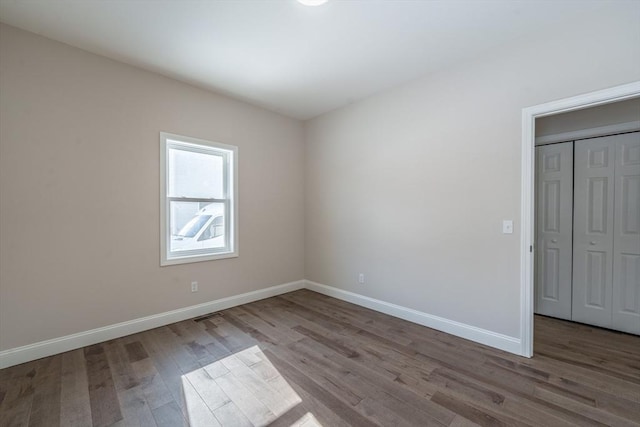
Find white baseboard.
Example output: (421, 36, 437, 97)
(305, 280, 522, 356)
(0, 280, 305, 369)
(0, 278, 525, 369)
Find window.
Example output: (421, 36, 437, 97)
(160, 132, 237, 265)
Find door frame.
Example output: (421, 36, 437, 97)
(520, 81, 640, 357)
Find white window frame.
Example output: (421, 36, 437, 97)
(160, 132, 238, 266)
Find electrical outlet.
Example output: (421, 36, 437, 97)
(358, 273, 365, 284)
(191, 281, 198, 292)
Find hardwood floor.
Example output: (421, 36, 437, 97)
(1, 289, 639, 426)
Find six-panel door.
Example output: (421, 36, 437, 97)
(572, 136, 616, 329)
(535, 142, 573, 320)
(612, 132, 640, 334)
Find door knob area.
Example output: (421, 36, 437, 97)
(590, 241, 597, 245)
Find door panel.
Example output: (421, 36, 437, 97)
(535, 142, 573, 320)
(587, 177, 608, 233)
(542, 247, 559, 299)
(573, 137, 615, 328)
(586, 251, 607, 307)
(612, 132, 640, 334)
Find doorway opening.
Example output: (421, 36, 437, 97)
(520, 81, 640, 357)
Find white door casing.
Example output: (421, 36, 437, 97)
(535, 142, 573, 320)
(612, 132, 640, 334)
(572, 136, 616, 328)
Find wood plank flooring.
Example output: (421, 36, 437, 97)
(1, 289, 639, 426)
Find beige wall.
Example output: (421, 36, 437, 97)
(0, 24, 305, 351)
(304, 5, 640, 338)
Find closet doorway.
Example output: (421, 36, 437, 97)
(520, 81, 640, 357)
(534, 98, 640, 336)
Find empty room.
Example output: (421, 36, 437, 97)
(0, 0, 639, 426)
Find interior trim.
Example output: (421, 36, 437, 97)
(306, 280, 522, 355)
(0, 280, 305, 369)
(1, 278, 527, 369)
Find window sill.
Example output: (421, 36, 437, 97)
(161, 251, 238, 266)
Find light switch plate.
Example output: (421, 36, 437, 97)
(502, 220, 513, 234)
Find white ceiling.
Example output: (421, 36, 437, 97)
(0, 0, 624, 119)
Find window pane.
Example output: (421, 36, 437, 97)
(168, 147, 224, 198)
(170, 201, 226, 253)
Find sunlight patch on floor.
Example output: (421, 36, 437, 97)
(181, 345, 305, 426)
(290, 412, 323, 426)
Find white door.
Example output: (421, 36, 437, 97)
(535, 142, 573, 320)
(573, 137, 616, 328)
(612, 132, 640, 334)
